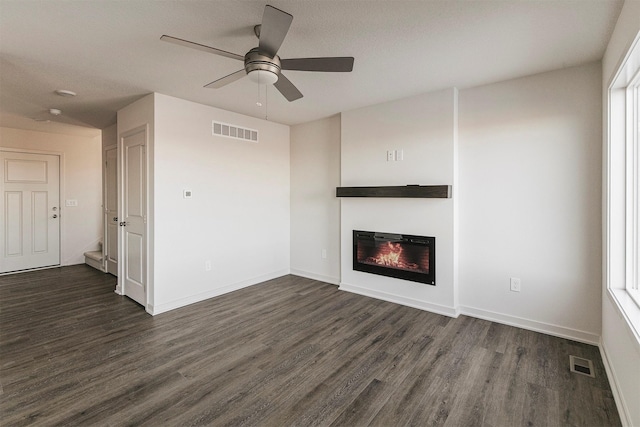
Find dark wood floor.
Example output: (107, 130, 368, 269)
(0, 265, 620, 426)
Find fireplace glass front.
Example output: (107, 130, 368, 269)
(353, 230, 435, 285)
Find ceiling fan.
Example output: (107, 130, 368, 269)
(32, 108, 90, 127)
(160, 4, 354, 102)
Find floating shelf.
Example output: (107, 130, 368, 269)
(336, 185, 451, 198)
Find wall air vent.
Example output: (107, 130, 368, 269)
(212, 121, 258, 143)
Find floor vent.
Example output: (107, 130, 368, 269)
(569, 355, 595, 378)
(212, 121, 258, 143)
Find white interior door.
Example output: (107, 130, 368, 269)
(121, 128, 146, 306)
(0, 151, 60, 273)
(104, 146, 118, 275)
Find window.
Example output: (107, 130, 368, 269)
(627, 70, 640, 306)
(607, 30, 640, 342)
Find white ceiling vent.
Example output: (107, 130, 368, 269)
(212, 121, 258, 143)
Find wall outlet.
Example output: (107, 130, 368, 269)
(510, 277, 521, 292)
(205, 260, 212, 271)
(321, 249, 327, 259)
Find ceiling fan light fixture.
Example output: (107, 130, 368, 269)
(247, 69, 278, 85)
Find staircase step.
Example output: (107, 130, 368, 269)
(84, 250, 103, 262)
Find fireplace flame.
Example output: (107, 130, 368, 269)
(373, 241, 403, 266)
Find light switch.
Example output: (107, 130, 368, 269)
(65, 199, 78, 207)
(387, 150, 394, 162)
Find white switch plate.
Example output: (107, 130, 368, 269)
(386, 150, 394, 161)
(510, 277, 521, 292)
(321, 249, 327, 259)
(65, 199, 78, 207)
(183, 189, 192, 199)
(395, 149, 404, 161)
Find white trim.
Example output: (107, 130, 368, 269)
(607, 288, 640, 345)
(459, 305, 600, 345)
(0, 146, 64, 156)
(290, 269, 340, 285)
(600, 342, 633, 427)
(338, 282, 460, 318)
(103, 143, 117, 275)
(147, 269, 290, 315)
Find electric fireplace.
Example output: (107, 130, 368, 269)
(353, 230, 435, 285)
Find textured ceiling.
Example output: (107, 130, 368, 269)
(0, 0, 623, 132)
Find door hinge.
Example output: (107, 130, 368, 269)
(143, 215, 147, 224)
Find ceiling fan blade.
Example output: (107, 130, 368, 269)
(273, 73, 303, 102)
(258, 5, 293, 58)
(204, 69, 247, 89)
(160, 35, 244, 61)
(281, 57, 354, 72)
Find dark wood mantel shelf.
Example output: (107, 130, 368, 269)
(336, 185, 451, 198)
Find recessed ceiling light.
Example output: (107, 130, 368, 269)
(55, 89, 76, 97)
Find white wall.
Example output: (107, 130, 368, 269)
(339, 89, 458, 316)
(151, 93, 290, 313)
(601, 1, 640, 425)
(458, 63, 603, 344)
(0, 127, 103, 265)
(290, 115, 341, 284)
(291, 65, 605, 344)
(102, 123, 116, 149)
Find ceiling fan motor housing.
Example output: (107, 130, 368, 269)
(245, 47, 280, 84)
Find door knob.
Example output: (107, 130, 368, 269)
(113, 217, 118, 222)
(52, 214, 58, 219)
(119, 221, 127, 227)
(52, 207, 57, 211)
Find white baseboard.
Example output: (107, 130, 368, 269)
(599, 342, 633, 427)
(459, 305, 600, 345)
(147, 269, 289, 315)
(290, 269, 340, 285)
(338, 282, 459, 318)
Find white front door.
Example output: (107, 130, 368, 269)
(121, 128, 146, 306)
(0, 151, 60, 273)
(104, 146, 118, 275)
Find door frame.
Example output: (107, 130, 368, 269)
(103, 143, 118, 275)
(0, 147, 64, 275)
(115, 125, 150, 311)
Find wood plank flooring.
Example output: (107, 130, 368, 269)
(0, 265, 621, 426)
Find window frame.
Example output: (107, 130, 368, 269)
(607, 30, 640, 343)
(626, 68, 640, 307)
